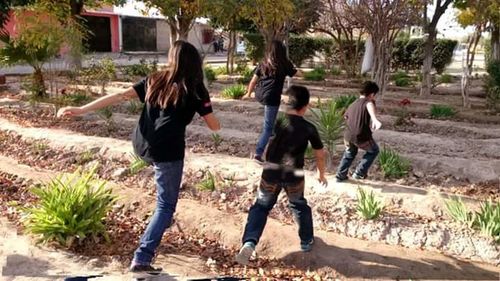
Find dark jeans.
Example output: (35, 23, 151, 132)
(336, 139, 379, 179)
(255, 105, 280, 157)
(133, 160, 184, 265)
(242, 178, 313, 245)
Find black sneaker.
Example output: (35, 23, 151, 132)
(253, 155, 264, 165)
(129, 264, 162, 275)
(335, 176, 347, 183)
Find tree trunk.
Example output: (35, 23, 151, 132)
(491, 23, 500, 62)
(227, 30, 236, 74)
(462, 26, 482, 108)
(372, 37, 390, 97)
(420, 30, 436, 96)
(168, 23, 178, 52)
(33, 66, 46, 97)
(66, 0, 84, 69)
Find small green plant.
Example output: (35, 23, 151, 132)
(304, 67, 326, 81)
(356, 188, 383, 220)
(211, 133, 223, 149)
(75, 150, 94, 165)
(31, 141, 48, 154)
(308, 98, 344, 155)
(430, 104, 456, 119)
(81, 58, 117, 95)
(213, 66, 228, 76)
(330, 67, 341, 76)
(96, 106, 115, 131)
(304, 145, 314, 160)
(126, 100, 142, 115)
(444, 197, 475, 227)
(391, 71, 409, 81)
(334, 95, 357, 112)
(23, 167, 117, 247)
(129, 153, 149, 175)
(475, 200, 500, 241)
(62, 90, 92, 106)
(123, 58, 158, 77)
(197, 170, 216, 191)
(438, 73, 453, 84)
(238, 68, 254, 84)
(221, 84, 246, 99)
(204, 67, 217, 84)
(395, 77, 411, 87)
(378, 147, 411, 178)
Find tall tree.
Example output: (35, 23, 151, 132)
(315, 0, 364, 77)
(346, 0, 424, 96)
(141, 0, 207, 48)
(420, 0, 455, 96)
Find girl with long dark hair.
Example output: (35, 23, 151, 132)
(57, 41, 220, 274)
(244, 40, 297, 163)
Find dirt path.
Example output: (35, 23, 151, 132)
(0, 158, 498, 280)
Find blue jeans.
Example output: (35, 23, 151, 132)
(336, 140, 379, 179)
(133, 160, 184, 265)
(242, 178, 313, 245)
(255, 105, 280, 156)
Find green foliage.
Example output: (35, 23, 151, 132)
(475, 200, 500, 241)
(23, 168, 116, 247)
(288, 36, 323, 67)
(485, 61, 500, 112)
(221, 84, 246, 99)
(238, 68, 254, 84)
(126, 100, 142, 115)
(129, 153, 149, 175)
(308, 99, 344, 154)
(395, 77, 411, 87)
(304, 145, 314, 160)
(303, 67, 326, 81)
(55, 89, 92, 106)
(81, 58, 117, 95)
(438, 73, 453, 84)
(213, 66, 228, 76)
(330, 66, 341, 76)
(97, 106, 113, 120)
(334, 95, 357, 112)
(75, 150, 94, 165)
(356, 188, 383, 220)
(204, 67, 217, 84)
(430, 104, 456, 119)
(391, 38, 458, 74)
(444, 197, 475, 227)
(31, 140, 48, 154)
(243, 33, 265, 63)
(123, 59, 158, 77)
(378, 147, 411, 179)
(197, 170, 216, 191)
(275, 111, 289, 131)
(211, 133, 223, 149)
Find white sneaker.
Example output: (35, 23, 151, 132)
(235, 241, 256, 265)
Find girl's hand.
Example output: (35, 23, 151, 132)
(57, 106, 86, 118)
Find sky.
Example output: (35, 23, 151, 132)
(114, 0, 473, 40)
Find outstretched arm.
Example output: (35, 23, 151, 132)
(367, 102, 382, 131)
(203, 113, 220, 131)
(57, 88, 137, 117)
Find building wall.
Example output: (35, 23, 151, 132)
(82, 11, 120, 52)
(156, 20, 171, 52)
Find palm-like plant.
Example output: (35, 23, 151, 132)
(308, 98, 344, 157)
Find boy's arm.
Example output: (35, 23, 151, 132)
(367, 102, 382, 130)
(314, 148, 328, 186)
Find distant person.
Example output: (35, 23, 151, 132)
(218, 36, 224, 52)
(57, 41, 220, 275)
(236, 85, 327, 265)
(336, 81, 381, 182)
(213, 37, 219, 53)
(243, 40, 297, 164)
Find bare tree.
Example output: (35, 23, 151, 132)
(461, 24, 484, 108)
(315, 0, 364, 77)
(346, 0, 424, 95)
(420, 0, 455, 96)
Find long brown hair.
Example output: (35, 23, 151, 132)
(146, 41, 203, 109)
(261, 40, 292, 76)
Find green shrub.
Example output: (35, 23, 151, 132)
(126, 100, 142, 115)
(485, 61, 500, 112)
(474, 200, 500, 241)
(204, 67, 217, 84)
(213, 66, 228, 76)
(438, 73, 453, 84)
(197, 170, 216, 191)
(308, 99, 344, 154)
(444, 197, 475, 227)
(395, 77, 411, 87)
(221, 84, 246, 99)
(356, 188, 383, 220)
(75, 150, 94, 165)
(58, 90, 92, 106)
(304, 67, 326, 81)
(123, 58, 158, 77)
(378, 147, 411, 178)
(430, 104, 456, 119)
(129, 153, 149, 175)
(23, 168, 116, 247)
(275, 111, 289, 132)
(289, 36, 323, 67)
(392, 71, 410, 81)
(243, 33, 265, 63)
(330, 67, 341, 76)
(211, 133, 223, 149)
(304, 144, 314, 160)
(238, 68, 254, 84)
(334, 95, 357, 112)
(81, 58, 117, 94)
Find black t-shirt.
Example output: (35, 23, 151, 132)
(132, 78, 213, 163)
(344, 98, 373, 144)
(263, 114, 323, 182)
(254, 62, 297, 106)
